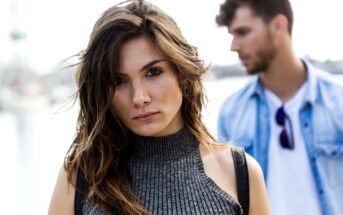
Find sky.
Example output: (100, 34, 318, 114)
(0, 0, 342, 75)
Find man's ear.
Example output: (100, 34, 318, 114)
(270, 14, 289, 37)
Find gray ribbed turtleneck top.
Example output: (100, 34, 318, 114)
(82, 127, 242, 215)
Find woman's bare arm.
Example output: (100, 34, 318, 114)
(246, 154, 271, 215)
(48, 165, 75, 215)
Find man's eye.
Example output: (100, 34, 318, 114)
(237, 29, 249, 36)
(146, 68, 162, 77)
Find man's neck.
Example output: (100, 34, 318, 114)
(260, 56, 307, 103)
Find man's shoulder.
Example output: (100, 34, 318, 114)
(311, 66, 343, 102)
(220, 77, 258, 110)
(309, 63, 343, 89)
(308, 64, 343, 109)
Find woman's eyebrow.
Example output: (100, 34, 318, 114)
(140, 59, 165, 72)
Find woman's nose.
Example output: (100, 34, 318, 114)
(132, 82, 151, 108)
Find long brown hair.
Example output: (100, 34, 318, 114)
(65, 0, 216, 214)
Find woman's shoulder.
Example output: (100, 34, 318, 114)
(199, 143, 238, 199)
(229, 146, 271, 215)
(243, 151, 264, 181)
(199, 142, 270, 212)
(199, 143, 235, 175)
(48, 165, 76, 215)
(201, 143, 263, 180)
(208, 144, 265, 190)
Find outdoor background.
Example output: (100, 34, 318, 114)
(0, 0, 342, 214)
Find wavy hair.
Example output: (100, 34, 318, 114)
(65, 0, 215, 214)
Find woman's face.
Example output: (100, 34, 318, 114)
(111, 35, 184, 137)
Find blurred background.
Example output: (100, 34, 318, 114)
(0, 0, 342, 214)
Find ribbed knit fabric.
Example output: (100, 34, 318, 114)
(82, 127, 242, 215)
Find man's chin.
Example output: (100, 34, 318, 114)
(245, 67, 260, 75)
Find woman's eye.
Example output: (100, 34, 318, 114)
(146, 67, 162, 77)
(114, 77, 128, 86)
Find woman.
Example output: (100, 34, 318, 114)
(48, 1, 270, 214)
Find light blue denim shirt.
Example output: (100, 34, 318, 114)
(217, 60, 343, 215)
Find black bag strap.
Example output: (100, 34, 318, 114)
(75, 168, 86, 215)
(231, 147, 250, 215)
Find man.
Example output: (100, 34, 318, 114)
(215, 0, 343, 214)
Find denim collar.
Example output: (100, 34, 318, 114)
(302, 59, 318, 107)
(247, 59, 318, 108)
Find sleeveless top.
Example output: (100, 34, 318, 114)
(76, 127, 245, 215)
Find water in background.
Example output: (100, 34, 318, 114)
(0, 102, 79, 214)
(0, 75, 342, 214)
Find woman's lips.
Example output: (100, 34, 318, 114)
(133, 112, 159, 120)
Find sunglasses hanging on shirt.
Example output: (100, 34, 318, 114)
(275, 106, 294, 150)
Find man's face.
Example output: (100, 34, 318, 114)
(228, 6, 277, 74)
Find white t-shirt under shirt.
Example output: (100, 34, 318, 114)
(264, 81, 322, 215)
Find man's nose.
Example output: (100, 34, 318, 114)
(230, 38, 240, 52)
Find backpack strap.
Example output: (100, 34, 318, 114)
(231, 147, 250, 215)
(75, 168, 86, 215)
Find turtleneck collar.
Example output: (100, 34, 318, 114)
(128, 127, 199, 161)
